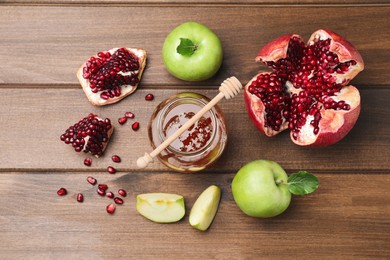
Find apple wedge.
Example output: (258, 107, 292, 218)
(189, 185, 221, 231)
(136, 193, 185, 223)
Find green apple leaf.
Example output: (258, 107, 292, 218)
(287, 171, 319, 195)
(176, 38, 198, 56)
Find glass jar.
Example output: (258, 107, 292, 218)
(148, 92, 227, 172)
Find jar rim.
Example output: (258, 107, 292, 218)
(157, 93, 217, 156)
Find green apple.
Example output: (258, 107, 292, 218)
(232, 160, 291, 218)
(162, 21, 223, 81)
(189, 185, 221, 231)
(136, 193, 185, 223)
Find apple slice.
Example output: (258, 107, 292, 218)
(136, 193, 185, 223)
(189, 185, 221, 231)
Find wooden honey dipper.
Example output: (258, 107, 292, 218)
(136, 76, 242, 169)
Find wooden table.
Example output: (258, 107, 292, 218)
(1, 1, 389, 259)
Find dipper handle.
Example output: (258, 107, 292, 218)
(136, 76, 242, 169)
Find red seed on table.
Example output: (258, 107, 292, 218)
(87, 176, 97, 185)
(57, 187, 67, 196)
(111, 155, 121, 163)
(84, 158, 92, 166)
(118, 189, 127, 197)
(132, 122, 140, 131)
(107, 166, 116, 174)
(125, 112, 135, 119)
(98, 184, 108, 191)
(97, 188, 106, 196)
(118, 117, 127, 125)
(106, 191, 115, 199)
(77, 193, 84, 203)
(145, 93, 154, 101)
(106, 203, 116, 214)
(114, 197, 124, 205)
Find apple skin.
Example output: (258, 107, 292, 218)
(162, 21, 223, 81)
(232, 160, 291, 218)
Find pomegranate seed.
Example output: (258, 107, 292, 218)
(77, 193, 84, 203)
(118, 189, 127, 197)
(114, 197, 124, 205)
(106, 191, 115, 199)
(57, 187, 67, 196)
(118, 117, 127, 125)
(98, 184, 108, 191)
(97, 188, 106, 196)
(107, 166, 116, 174)
(132, 122, 140, 131)
(145, 93, 154, 101)
(125, 112, 135, 119)
(84, 158, 92, 166)
(87, 176, 97, 185)
(111, 155, 121, 163)
(106, 203, 116, 214)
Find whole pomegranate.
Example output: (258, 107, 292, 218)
(77, 47, 147, 106)
(60, 113, 113, 157)
(244, 29, 364, 146)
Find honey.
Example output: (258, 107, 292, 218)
(148, 92, 227, 172)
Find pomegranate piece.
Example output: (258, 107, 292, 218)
(57, 187, 67, 196)
(111, 155, 121, 163)
(106, 203, 116, 214)
(125, 112, 135, 119)
(84, 158, 92, 166)
(107, 166, 116, 174)
(244, 29, 364, 146)
(145, 93, 154, 101)
(77, 47, 147, 106)
(87, 176, 97, 185)
(118, 189, 127, 197)
(114, 197, 124, 205)
(60, 113, 114, 157)
(132, 122, 140, 131)
(77, 193, 84, 203)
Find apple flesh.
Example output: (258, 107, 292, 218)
(189, 185, 221, 231)
(162, 21, 223, 81)
(232, 160, 291, 218)
(136, 193, 185, 223)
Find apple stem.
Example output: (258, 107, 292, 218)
(275, 179, 285, 185)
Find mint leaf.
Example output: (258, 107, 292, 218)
(287, 171, 319, 195)
(176, 38, 197, 56)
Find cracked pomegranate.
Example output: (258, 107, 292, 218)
(60, 113, 113, 157)
(77, 47, 147, 106)
(244, 29, 364, 146)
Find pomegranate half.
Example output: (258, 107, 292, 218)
(77, 47, 147, 106)
(244, 29, 364, 146)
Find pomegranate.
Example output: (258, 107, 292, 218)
(111, 155, 121, 163)
(132, 122, 140, 131)
(77, 47, 147, 106)
(106, 203, 116, 214)
(145, 93, 154, 101)
(125, 112, 135, 119)
(107, 166, 116, 174)
(118, 189, 127, 197)
(60, 113, 113, 157)
(57, 187, 67, 196)
(84, 158, 92, 166)
(244, 29, 364, 146)
(106, 191, 115, 199)
(77, 193, 84, 203)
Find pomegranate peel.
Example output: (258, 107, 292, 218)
(77, 47, 147, 106)
(245, 29, 364, 146)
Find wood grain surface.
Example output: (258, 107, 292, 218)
(0, 1, 389, 259)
